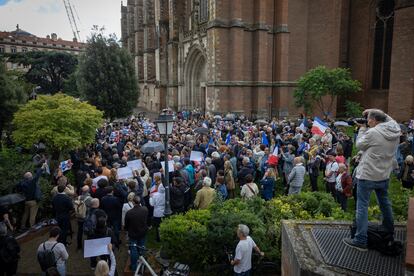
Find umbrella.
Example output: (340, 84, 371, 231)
(140, 141, 165, 154)
(334, 121, 351, 127)
(194, 127, 209, 135)
(0, 193, 25, 206)
(225, 114, 236, 120)
(255, 119, 268, 125)
(213, 115, 222, 120)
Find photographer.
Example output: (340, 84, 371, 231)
(343, 109, 400, 251)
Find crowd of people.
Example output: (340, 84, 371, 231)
(0, 107, 410, 275)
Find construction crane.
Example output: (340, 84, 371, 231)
(62, 0, 81, 42)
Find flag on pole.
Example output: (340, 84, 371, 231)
(311, 117, 328, 135)
(261, 132, 269, 146)
(225, 132, 231, 145)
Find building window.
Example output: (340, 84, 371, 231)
(372, 0, 394, 90)
(33, 41, 37, 45)
(199, 0, 209, 23)
(22, 47, 28, 52)
(0, 47, 4, 53)
(11, 46, 17, 53)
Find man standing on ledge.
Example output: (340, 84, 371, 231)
(343, 109, 400, 251)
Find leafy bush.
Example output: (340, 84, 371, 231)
(345, 100, 364, 118)
(159, 192, 350, 269)
(0, 148, 53, 219)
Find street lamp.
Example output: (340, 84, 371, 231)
(155, 114, 174, 216)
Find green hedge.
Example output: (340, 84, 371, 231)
(159, 192, 357, 270)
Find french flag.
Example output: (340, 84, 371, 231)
(311, 117, 328, 135)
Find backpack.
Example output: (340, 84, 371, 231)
(37, 242, 58, 271)
(74, 196, 89, 219)
(0, 236, 20, 264)
(83, 210, 97, 236)
(350, 224, 403, 256)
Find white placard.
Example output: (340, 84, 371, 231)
(84, 237, 111, 258)
(117, 167, 133, 179)
(153, 172, 162, 180)
(161, 160, 175, 172)
(127, 159, 143, 170)
(190, 151, 204, 162)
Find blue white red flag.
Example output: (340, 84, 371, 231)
(311, 117, 328, 135)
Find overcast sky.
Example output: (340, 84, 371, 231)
(0, 0, 122, 42)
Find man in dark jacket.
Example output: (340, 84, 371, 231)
(17, 165, 45, 229)
(125, 196, 148, 271)
(101, 186, 122, 246)
(0, 222, 20, 276)
(52, 185, 74, 246)
(238, 157, 255, 186)
(170, 177, 186, 214)
(93, 178, 109, 202)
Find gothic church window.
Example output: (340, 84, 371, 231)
(372, 0, 394, 90)
(199, 0, 209, 23)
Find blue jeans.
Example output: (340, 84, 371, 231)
(354, 179, 394, 245)
(129, 238, 146, 271)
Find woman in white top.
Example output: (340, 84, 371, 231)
(240, 174, 259, 199)
(149, 184, 165, 242)
(95, 244, 116, 276)
(122, 192, 135, 228)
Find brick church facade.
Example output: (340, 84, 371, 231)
(121, 0, 414, 121)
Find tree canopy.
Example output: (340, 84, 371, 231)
(7, 51, 78, 94)
(77, 31, 138, 120)
(294, 66, 361, 115)
(12, 93, 103, 152)
(0, 59, 28, 136)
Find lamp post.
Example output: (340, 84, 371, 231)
(155, 114, 174, 216)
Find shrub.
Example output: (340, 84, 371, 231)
(159, 192, 350, 269)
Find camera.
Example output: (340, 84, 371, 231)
(348, 115, 367, 126)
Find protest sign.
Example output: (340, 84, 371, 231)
(153, 172, 162, 180)
(84, 237, 111, 258)
(117, 167, 133, 179)
(60, 160, 73, 172)
(190, 151, 204, 162)
(161, 160, 175, 172)
(127, 159, 143, 171)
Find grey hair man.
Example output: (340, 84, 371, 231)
(193, 177, 216, 209)
(343, 109, 400, 251)
(231, 224, 264, 275)
(287, 157, 306, 195)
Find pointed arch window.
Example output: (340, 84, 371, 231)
(199, 0, 209, 23)
(372, 0, 394, 89)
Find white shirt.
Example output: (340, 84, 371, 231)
(325, 161, 338, 183)
(122, 202, 134, 226)
(92, 175, 108, 188)
(234, 236, 256, 273)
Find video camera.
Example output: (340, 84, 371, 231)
(348, 115, 368, 126)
